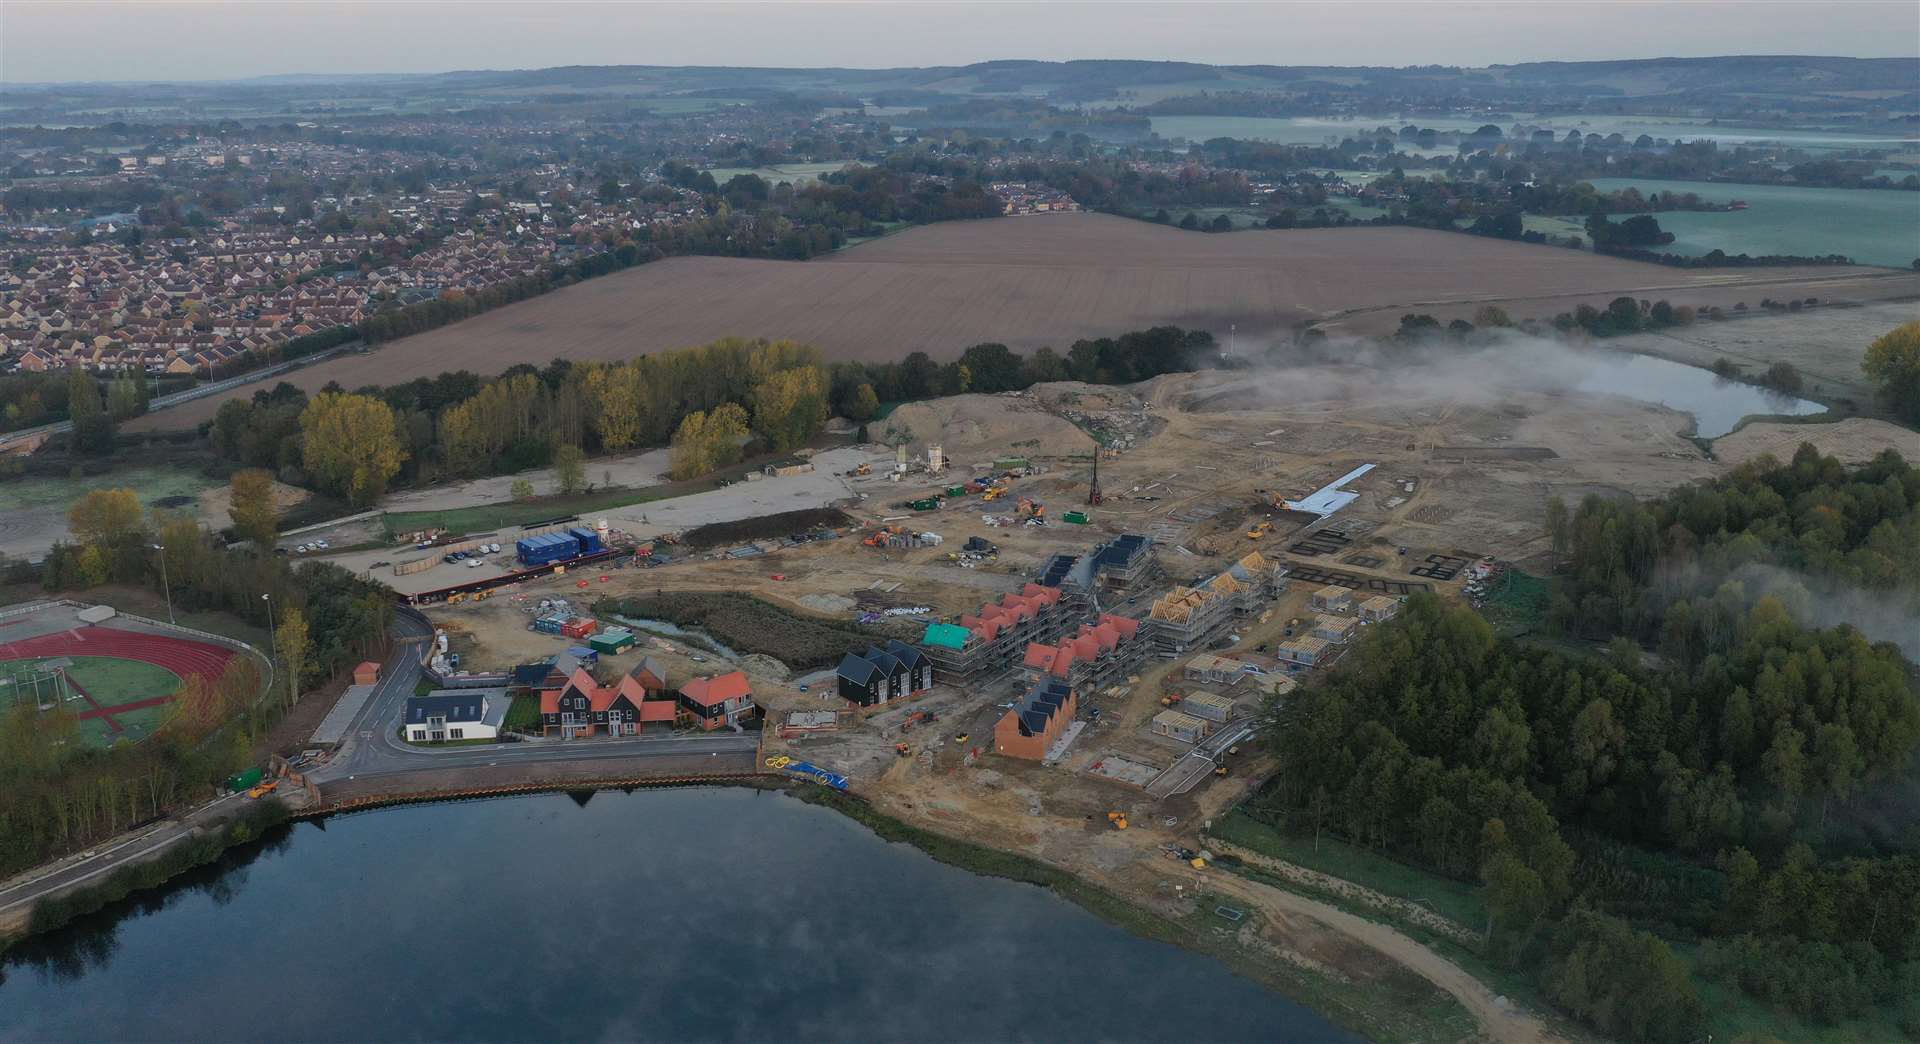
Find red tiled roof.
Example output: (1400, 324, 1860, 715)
(680, 670, 751, 707)
(639, 701, 677, 722)
(1022, 643, 1055, 669)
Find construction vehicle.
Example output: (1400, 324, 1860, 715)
(1016, 497, 1045, 518)
(247, 780, 279, 799)
(895, 742, 912, 756)
(1159, 692, 1184, 707)
(982, 486, 1006, 502)
(899, 710, 936, 734)
(1245, 519, 1274, 540)
(1107, 810, 1129, 830)
(853, 462, 872, 476)
(1214, 763, 1230, 777)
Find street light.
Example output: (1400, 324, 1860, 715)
(151, 544, 175, 625)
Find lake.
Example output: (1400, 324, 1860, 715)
(1582, 178, 1920, 269)
(1144, 115, 1915, 154)
(1577, 352, 1825, 438)
(0, 788, 1354, 1043)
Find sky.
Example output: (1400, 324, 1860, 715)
(2, 0, 1917, 84)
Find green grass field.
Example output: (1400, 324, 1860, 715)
(0, 654, 181, 747)
(1210, 810, 1489, 929)
(381, 485, 676, 535)
(0, 464, 220, 514)
(705, 161, 848, 184)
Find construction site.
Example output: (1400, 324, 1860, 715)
(375, 329, 1777, 860)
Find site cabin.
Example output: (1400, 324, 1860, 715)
(353, 661, 381, 686)
(1151, 708, 1212, 745)
(1183, 653, 1244, 686)
(404, 690, 503, 743)
(993, 678, 1076, 761)
(1277, 635, 1331, 667)
(1358, 595, 1403, 623)
(1312, 614, 1359, 645)
(1309, 586, 1354, 613)
(1181, 691, 1236, 725)
(678, 671, 757, 731)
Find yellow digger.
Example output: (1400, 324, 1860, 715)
(1245, 519, 1274, 540)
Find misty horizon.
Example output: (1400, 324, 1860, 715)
(4, 0, 1918, 85)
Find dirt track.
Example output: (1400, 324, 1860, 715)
(130, 213, 1919, 432)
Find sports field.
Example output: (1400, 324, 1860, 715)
(0, 622, 241, 748)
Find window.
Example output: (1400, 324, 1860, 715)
(450, 728, 464, 739)
(430, 730, 445, 742)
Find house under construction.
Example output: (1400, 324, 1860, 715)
(1019, 614, 1149, 695)
(1035, 534, 1159, 610)
(1145, 551, 1290, 656)
(918, 584, 1070, 686)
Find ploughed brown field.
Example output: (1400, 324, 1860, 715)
(132, 212, 1920, 431)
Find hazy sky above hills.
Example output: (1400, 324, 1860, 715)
(3, 0, 1916, 83)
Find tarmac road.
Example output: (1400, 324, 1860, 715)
(307, 608, 761, 784)
(0, 607, 762, 925)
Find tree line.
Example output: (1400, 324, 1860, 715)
(2, 495, 390, 877)
(205, 327, 1218, 504)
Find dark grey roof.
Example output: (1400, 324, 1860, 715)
(406, 693, 485, 725)
(628, 655, 668, 686)
(862, 646, 905, 676)
(836, 653, 881, 684)
(1013, 679, 1071, 737)
(883, 639, 926, 670)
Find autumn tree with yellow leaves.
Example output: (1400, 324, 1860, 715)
(299, 391, 406, 506)
(669, 402, 750, 480)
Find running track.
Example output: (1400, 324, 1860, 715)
(0, 625, 239, 725)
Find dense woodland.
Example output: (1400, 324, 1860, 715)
(1550, 446, 1920, 638)
(1254, 449, 1920, 1041)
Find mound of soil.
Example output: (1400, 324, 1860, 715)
(883, 393, 1094, 462)
(681, 507, 855, 549)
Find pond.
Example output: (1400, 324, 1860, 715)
(1575, 352, 1825, 438)
(1580, 178, 1920, 269)
(0, 789, 1356, 1043)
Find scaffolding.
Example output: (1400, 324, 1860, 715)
(1036, 533, 1160, 611)
(1145, 551, 1290, 656)
(1018, 614, 1150, 695)
(919, 584, 1071, 686)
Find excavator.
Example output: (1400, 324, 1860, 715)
(1245, 519, 1274, 540)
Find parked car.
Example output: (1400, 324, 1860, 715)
(466, 558, 482, 568)
(416, 540, 434, 550)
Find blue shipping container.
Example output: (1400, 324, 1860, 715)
(568, 526, 604, 554)
(517, 532, 582, 567)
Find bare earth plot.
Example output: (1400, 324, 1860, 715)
(1714, 417, 1920, 467)
(131, 213, 1920, 432)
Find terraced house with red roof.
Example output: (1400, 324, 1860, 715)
(537, 661, 678, 738)
(1018, 613, 1148, 695)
